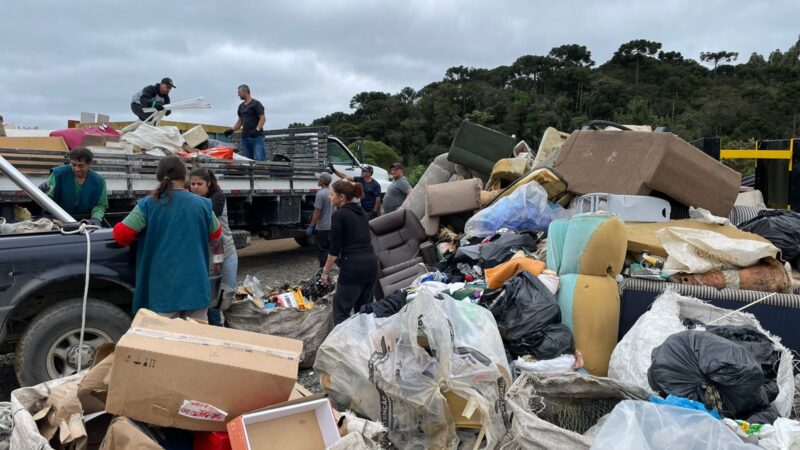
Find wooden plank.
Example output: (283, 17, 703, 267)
(0, 137, 68, 151)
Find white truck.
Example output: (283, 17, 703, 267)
(0, 126, 391, 247)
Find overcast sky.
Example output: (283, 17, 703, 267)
(1, 0, 797, 130)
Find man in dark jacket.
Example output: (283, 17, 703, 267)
(131, 78, 175, 121)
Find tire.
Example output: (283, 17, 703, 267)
(15, 299, 131, 386)
(231, 229, 251, 249)
(294, 235, 315, 247)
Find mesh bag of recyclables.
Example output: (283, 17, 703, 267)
(314, 287, 512, 449)
(502, 372, 651, 450)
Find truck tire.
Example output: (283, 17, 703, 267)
(232, 229, 251, 249)
(294, 235, 314, 247)
(14, 299, 131, 386)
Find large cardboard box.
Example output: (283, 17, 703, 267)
(106, 309, 303, 431)
(553, 130, 741, 217)
(227, 397, 340, 450)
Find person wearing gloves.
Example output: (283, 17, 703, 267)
(307, 172, 334, 267)
(190, 168, 237, 326)
(113, 156, 222, 319)
(131, 77, 175, 121)
(41, 147, 107, 226)
(224, 84, 267, 161)
(321, 180, 379, 325)
(329, 164, 381, 218)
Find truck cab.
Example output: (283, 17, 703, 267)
(326, 137, 392, 193)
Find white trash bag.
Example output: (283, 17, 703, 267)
(590, 400, 759, 450)
(315, 287, 511, 449)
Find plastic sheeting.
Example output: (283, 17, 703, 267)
(504, 372, 650, 450)
(465, 182, 568, 238)
(590, 400, 759, 450)
(120, 123, 185, 154)
(314, 288, 511, 449)
(607, 290, 795, 418)
(225, 297, 332, 369)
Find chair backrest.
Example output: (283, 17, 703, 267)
(369, 209, 426, 269)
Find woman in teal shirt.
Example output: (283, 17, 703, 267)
(113, 156, 221, 319)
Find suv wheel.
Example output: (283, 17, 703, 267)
(15, 299, 131, 386)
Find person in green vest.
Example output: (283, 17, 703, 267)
(42, 147, 108, 226)
(113, 156, 222, 319)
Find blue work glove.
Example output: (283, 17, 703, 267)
(305, 226, 315, 236)
(89, 218, 102, 227)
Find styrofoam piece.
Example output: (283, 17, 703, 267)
(575, 193, 671, 222)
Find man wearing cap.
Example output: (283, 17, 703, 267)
(383, 162, 412, 214)
(330, 164, 381, 218)
(224, 85, 267, 161)
(131, 78, 175, 121)
(307, 172, 334, 266)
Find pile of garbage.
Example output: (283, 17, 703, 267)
(8, 308, 386, 450)
(313, 120, 800, 448)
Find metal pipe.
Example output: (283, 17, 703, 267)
(0, 155, 76, 222)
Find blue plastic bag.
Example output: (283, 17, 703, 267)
(464, 182, 568, 238)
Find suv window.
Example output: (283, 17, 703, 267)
(327, 141, 353, 165)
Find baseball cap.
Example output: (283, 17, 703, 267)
(361, 165, 374, 174)
(318, 172, 332, 185)
(161, 77, 176, 88)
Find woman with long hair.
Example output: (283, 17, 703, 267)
(113, 156, 222, 319)
(190, 168, 237, 325)
(321, 180, 379, 325)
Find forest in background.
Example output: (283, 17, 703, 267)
(294, 36, 800, 181)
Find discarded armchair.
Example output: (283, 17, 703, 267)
(369, 209, 438, 299)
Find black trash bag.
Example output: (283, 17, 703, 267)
(739, 210, 800, 262)
(706, 325, 781, 382)
(746, 405, 780, 425)
(648, 330, 772, 420)
(479, 231, 539, 269)
(682, 321, 782, 403)
(486, 271, 574, 360)
(358, 289, 408, 318)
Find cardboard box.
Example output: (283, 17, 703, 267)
(106, 309, 303, 431)
(100, 417, 163, 450)
(182, 125, 209, 149)
(227, 397, 340, 450)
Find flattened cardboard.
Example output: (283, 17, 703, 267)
(106, 309, 303, 431)
(77, 343, 115, 414)
(554, 130, 741, 217)
(227, 397, 339, 450)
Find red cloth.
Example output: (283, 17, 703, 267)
(112, 222, 138, 247)
(50, 125, 120, 150)
(194, 431, 232, 450)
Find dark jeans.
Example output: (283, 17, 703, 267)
(131, 103, 149, 121)
(241, 135, 266, 161)
(333, 280, 375, 325)
(315, 230, 331, 267)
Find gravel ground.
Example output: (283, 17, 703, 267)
(0, 237, 324, 401)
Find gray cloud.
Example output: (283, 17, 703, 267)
(1, 0, 796, 129)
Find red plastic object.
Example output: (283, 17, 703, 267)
(50, 125, 120, 150)
(194, 431, 232, 450)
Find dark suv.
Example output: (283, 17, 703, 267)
(0, 156, 223, 386)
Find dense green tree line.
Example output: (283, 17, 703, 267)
(304, 36, 800, 172)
